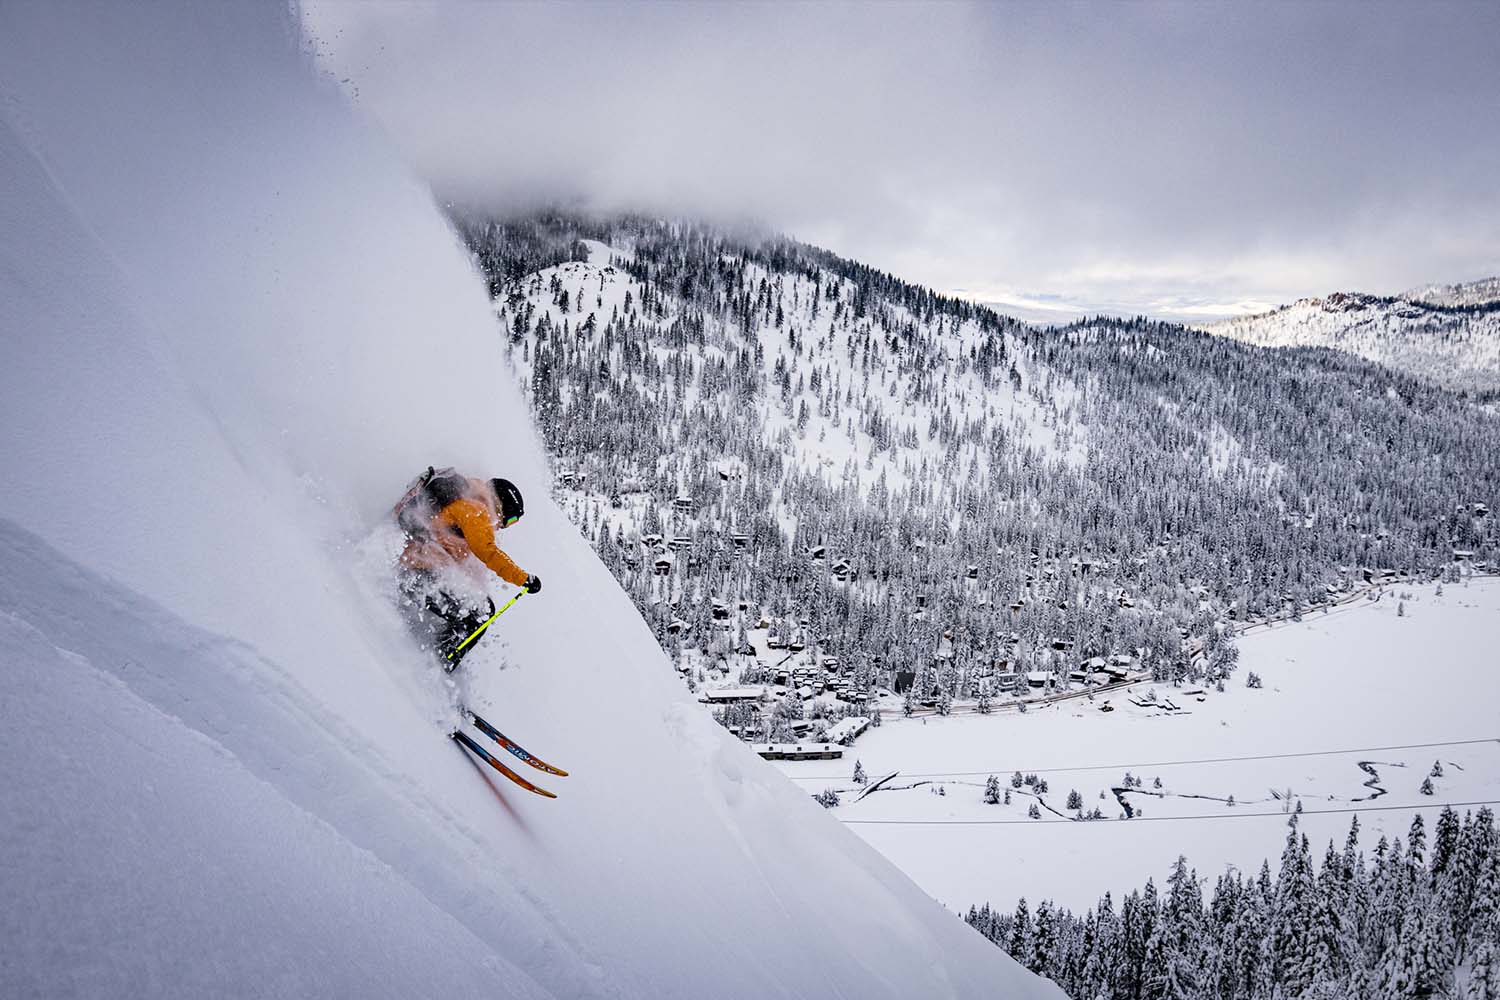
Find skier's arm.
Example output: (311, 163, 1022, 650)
(448, 499, 530, 587)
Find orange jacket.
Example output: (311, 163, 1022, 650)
(400, 478, 529, 587)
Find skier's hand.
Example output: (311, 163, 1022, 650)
(524, 574, 542, 595)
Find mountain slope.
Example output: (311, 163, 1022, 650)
(0, 4, 1058, 997)
(1203, 290, 1500, 394)
(453, 213, 1499, 723)
(1404, 276, 1500, 308)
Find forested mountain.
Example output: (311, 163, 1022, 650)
(1205, 290, 1500, 396)
(451, 211, 1500, 703)
(967, 806, 1500, 1000)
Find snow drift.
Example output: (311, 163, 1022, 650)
(0, 3, 1057, 997)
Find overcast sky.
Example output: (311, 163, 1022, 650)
(302, 1, 1500, 322)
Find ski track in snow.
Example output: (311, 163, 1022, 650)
(0, 518, 561, 998)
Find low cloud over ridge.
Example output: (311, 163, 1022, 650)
(304, 1, 1500, 320)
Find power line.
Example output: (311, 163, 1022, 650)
(840, 799, 1500, 827)
(783, 737, 1500, 781)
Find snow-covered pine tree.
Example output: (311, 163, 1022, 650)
(1466, 851, 1500, 999)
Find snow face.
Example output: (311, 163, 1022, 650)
(0, 4, 1057, 997)
(0, 523, 553, 1000)
(1203, 291, 1500, 393)
(774, 579, 1500, 913)
(1404, 276, 1500, 309)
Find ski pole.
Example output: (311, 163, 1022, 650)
(447, 588, 526, 662)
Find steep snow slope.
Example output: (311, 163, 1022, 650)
(0, 3, 1057, 997)
(1203, 291, 1500, 393)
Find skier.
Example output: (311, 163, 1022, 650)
(393, 467, 541, 669)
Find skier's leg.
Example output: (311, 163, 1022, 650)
(427, 590, 466, 661)
(396, 569, 447, 653)
(396, 568, 493, 669)
(438, 595, 496, 671)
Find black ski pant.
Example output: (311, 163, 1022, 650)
(397, 569, 496, 671)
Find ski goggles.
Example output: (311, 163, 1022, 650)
(503, 514, 521, 528)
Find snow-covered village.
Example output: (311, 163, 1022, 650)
(4, 3, 1499, 999)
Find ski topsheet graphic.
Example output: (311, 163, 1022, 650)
(466, 708, 569, 776)
(451, 730, 557, 799)
(451, 707, 568, 797)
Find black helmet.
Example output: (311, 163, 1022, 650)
(492, 478, 524, 525)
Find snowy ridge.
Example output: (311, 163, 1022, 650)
(1203, 290, 1500, 394)
(1403, 276, 1500, 309)
(0, 3, 1057, 997)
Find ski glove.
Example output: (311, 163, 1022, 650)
(524, 574, 542, 595)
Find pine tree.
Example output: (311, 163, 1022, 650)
(1372, 835, 1407, 961)
(1083, 892, 1118, 999)
(1470, 937, 1500, 1000)
(1383, 888, 1435, 998)
(1273, 820, 1318, 994)
(1142, 856, 1204, 999)
(1008, 897, 1033, 962)
(1305, 839, 1347, 990)
(1465, 854, 1500, 1000)
(1109, 890, 1141, 997)
(1030, 900, 1057, 978)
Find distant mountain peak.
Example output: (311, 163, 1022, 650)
(1401, 276, 1500, 308)
(1204, 281, 1500, 394)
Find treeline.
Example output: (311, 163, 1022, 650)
(967, 807, 1500, 999)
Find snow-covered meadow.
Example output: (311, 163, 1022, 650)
(775, 578, 1500, 912)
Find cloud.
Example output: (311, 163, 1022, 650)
(302, 0, 1500, 318)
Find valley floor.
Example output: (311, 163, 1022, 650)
(772, 578, 1500, 913)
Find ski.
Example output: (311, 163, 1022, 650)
(451, 730, 557, 799)
(465, 708, 569, 777)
